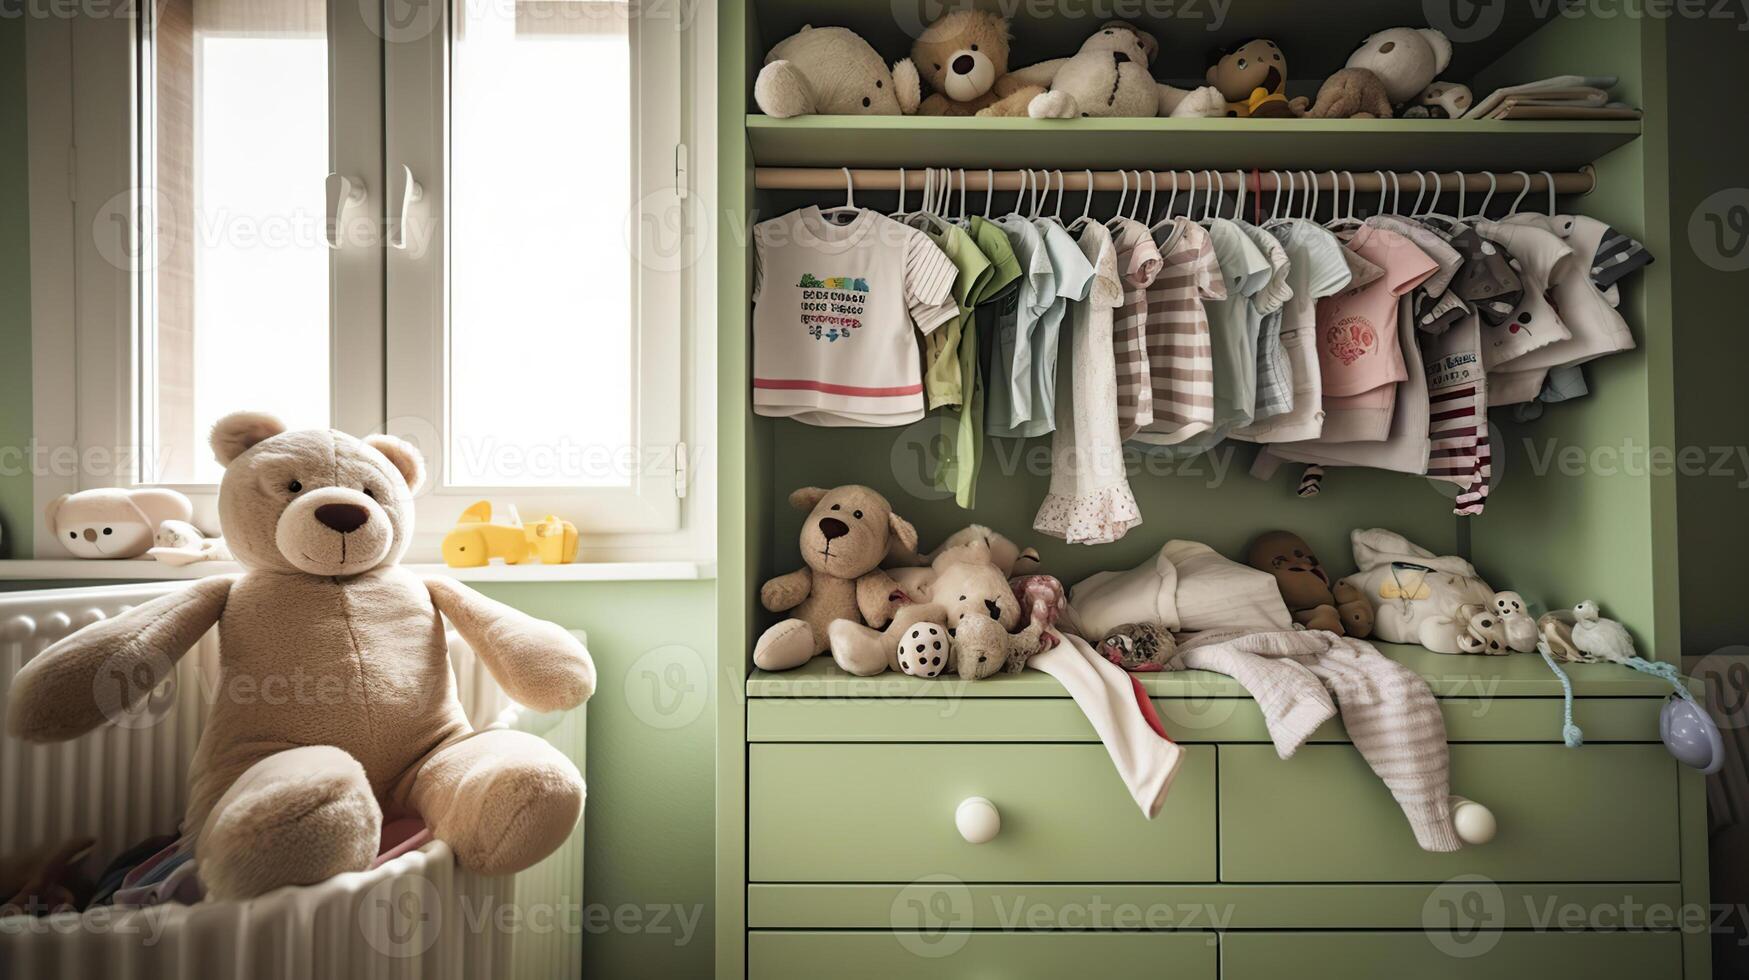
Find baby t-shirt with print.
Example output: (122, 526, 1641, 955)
(1148, 218, 1272, 460)
(1131, 218, 1226, 446)
(1233, 219, 1352, 445)
(1316, 224, 1439, 398)
(917, 217, 993, 410)
(753, 207, 956, 426)
(986, 215, 1055, 436)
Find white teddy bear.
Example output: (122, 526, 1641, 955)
(1008, 21, 1225, 120)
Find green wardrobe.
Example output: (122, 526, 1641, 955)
(715, 3, 1708, 977)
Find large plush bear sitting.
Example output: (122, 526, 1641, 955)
(5, 413, 595, 900)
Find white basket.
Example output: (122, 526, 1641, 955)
(0, 581, 586, 980)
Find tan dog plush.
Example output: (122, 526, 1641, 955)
(910, 9, 1043, 117)
(753, 485, 930, 672)
(6, 412, 595, 900)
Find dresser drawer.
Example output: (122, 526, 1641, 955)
(1220, 743, 1679, 881)
(749, 743, 1216, 882)
(749, 930, 1217, 980)
(1221, 931, 1681, 979)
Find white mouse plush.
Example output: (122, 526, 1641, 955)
(1011, 21, 1225, 119)
(1343, 27, 1457, 112)
(148, 519, 233, 567)
(46, 488, 194, 559)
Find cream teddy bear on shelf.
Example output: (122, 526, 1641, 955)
(8, 413, 595, 900)
(1008, 21, 1226, 119)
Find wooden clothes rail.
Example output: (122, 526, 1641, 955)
(754, 167, 1597, 195)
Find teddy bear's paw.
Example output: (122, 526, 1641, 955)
(753, 618, 818, 671)
(1028, 90, 1078, 119)
(897, 623, 949, 678)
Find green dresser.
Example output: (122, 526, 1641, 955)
(737, 655, 1707, 979)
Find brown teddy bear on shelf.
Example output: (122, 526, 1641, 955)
(909, 9, 1043, 117)
(752, 485, 937, 671)
(1247, 530, 1374, 637)
(1206, 39, 1306, 118)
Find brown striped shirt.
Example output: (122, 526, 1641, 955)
(1130, 219, 1225, 446)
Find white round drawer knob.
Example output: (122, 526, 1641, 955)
(955, 796, 1001, 844)
(1452, 796, 1498, 845)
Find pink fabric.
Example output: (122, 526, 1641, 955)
(1011, 575, 1068, 650)
(1317, 225, 1439, 398)
(372, 817, 434, 869)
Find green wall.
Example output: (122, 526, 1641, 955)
(0, 15, 33, 559)
(478, 581, 717, 980)
(1667, 15, 1749, 657)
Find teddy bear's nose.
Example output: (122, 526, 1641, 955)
(1111, 51, 1130, 64)
(82, 528, 98, 542)
(951, 53, 975, 75)
(818, 517, 849, 540)
(316, 502, 370, 534)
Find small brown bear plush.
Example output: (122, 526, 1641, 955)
(910, 9, 1044, 117)
(1247, 530, 1374, 638)
(1206, 39, 1304, 118)
(753, 486, 934, 672)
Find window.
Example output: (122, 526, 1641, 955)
(31, 0, 693, 559)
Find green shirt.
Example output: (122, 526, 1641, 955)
(918, 218, 994, 410)
(932, 216, 1022, 507)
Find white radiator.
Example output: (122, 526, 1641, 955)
(0, 581, 587, 980)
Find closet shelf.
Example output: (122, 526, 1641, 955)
(746, 644, 1680, 698)
(745, 116, 1641, 173)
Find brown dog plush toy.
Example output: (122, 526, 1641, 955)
(1247, 530, 1374, 637)
(753, 486, 934, 671)
(1206, 39, 1305, 118)
(7, 413, 594, 900)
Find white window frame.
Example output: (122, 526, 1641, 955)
(24, 0, 705, 565)
(385, 0, 688, 559)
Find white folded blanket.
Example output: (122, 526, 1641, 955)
(1070, 540, 1292, 639)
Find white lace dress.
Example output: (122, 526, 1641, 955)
(1034, 221, 1141, 544)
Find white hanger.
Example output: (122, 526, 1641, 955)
(1110, 170, 1130, 225)
(1508, 170, 1532, 215)
(1231, 170, 1247, 223)
(1410, 171, 1428, 218)
(1151, 171, 1181, 233)
(821, 167, 861, 224)
(1476, 171, 1498, 221)
(1542, 170, 1557, 215)
(1069, 168, 1098, 234)
(1051, 170, 1068, 225)
(1137, 170, 1156, 224)
(983, 168, 995, 220)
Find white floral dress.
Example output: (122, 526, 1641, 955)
(1034, 221, 1140, 544)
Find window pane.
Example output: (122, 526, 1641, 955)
(145, 0, 331, 485)
(448, 0, 633, 488)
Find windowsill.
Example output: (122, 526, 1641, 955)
(0, 559, 717, 584)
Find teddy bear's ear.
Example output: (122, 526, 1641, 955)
(1417, 28, 1453, 75)
(129, 488, 194, 527)
(788, 487, 829, 511)
(1014, 547, 1042, 573)
(891, 58, 921, 115)
(364, 434, 426, 492)
(888, 512, 919, 555)
(210, 411, 287, 467)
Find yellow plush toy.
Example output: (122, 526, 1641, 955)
(442, 501, 578, 567)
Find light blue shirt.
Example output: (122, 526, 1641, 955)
(985, 216, 1054, 436)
